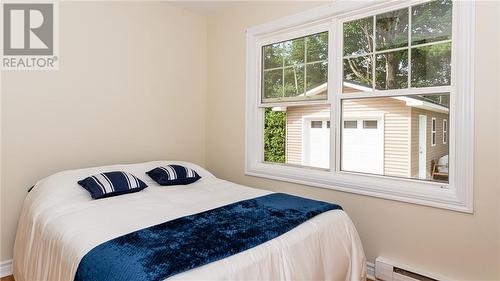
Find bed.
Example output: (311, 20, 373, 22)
(13, 161, 366, 281)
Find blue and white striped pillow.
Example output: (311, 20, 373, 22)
(78, 171, 148, 199)
(146, 165, 201, 186)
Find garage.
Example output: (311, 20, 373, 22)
(302, 119, 330, 169)
(341, 118, 384, 175)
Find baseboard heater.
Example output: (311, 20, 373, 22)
(375, 257, 440, 281)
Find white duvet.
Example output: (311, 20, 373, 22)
(13, 161, 366, 281)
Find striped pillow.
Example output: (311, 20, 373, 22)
(146, 165, 201, 186)
(78, 171, 148, 199)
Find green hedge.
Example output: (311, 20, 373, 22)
(264, 108, 286, 163)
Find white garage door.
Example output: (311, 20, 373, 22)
(303, 119, 330, 169)
(341, 118, 384, 174)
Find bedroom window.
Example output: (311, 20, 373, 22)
(261, 30, 331, 170)
(246, 0, 474, 212)
(339, 0, 453, 182)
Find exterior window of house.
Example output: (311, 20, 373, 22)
(363, 120, 378, 129)
(344, 120, 357, 129)
(246, 0, 474, 212)
(431, 118, 437, 146)
(262, 31, 330, 169)
(311, 121, 323, 128)
(340, 0, 451, 182)
(443, 119, 448, 144)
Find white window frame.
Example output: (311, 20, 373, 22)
(443, 119, 448, 144)
(245, 0, 474, 213)
(431, 117, 437, 147)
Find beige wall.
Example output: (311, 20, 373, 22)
(1, 2, 207, 261)
(206, 2, 500, 281)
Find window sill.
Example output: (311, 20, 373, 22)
(245, 162, 472, 213)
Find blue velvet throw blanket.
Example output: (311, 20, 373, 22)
(74, 193, 342, 281)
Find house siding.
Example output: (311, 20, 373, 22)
(286, 97, 412, 178)
(410, 108, 450, 179)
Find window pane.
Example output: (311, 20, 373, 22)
(411, 0, 452, 45)
(343, 16, 373, 56)
(307, 32, 328, 62)
(264, 105, 330, 169)
(283, 38, 305, 66)
(284, 65, 305, 98)
(311, 121, 323, 128)
(263, 43, 283, 69)
(341, 94, 449, 183)
(376, 8, 409, 51)
(363, 120, 378, 129)
(343, 56, 373, 93)
(262, 32, 328, 103)
(375, 49, 408, 90)
(264, 107, 286, 163)
(344, 120, 358, 129)
(263, 69, 283, 99)
(306, 61, 328, 93)
(411, 42, 451, 87)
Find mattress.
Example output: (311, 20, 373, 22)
(13, 161, 366, 281)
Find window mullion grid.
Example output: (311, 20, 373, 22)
(342, 41, 452, 66)
(371, 15, 376, 90)
(281, 45, 285, 99)
(411, 39, 452, 49)
(343, 44, 421, 60)
(264, 60, 329, 72)
(342, 52, 372, 60)
(373, 45, 410, 56)
(408, 6, 412, 88)
(304, 37, 308, 95)
(331, 20, 340, 174)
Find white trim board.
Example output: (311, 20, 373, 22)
(0, 260, 12, 278)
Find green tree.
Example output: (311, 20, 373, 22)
(343, 0, 452, 90)
(262, 32, 328, 100)
(264, 108, 286, 163)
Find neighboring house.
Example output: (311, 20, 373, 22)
(284, 83, 449, 181)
